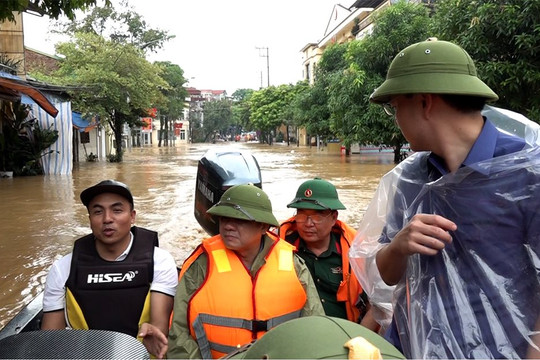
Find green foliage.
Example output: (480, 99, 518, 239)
(154, 61, 188, 147)
(0, 0, 109, 22)
(0, 54, 23, 75)
(155, 61, 188, 120)
(53, 1, 173, 51)
(231, 89, 254, 102)
(0, 102, 59, 176)
(189, 108, 204, 142)
(292, 44, 350, 141)
(249, 84, 300, 144)
(50, 31, 168, 158)
(325, 1, 428, 161)
(431, 0, 540, 121)
(292, 80, 330, 137)
(200, 99, 232, 142)
(298, 1, 429, 161)
(27, 3, 177, 160)
(231, 90, 254, 135)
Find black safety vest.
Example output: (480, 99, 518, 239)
(65, 226, 157, 337)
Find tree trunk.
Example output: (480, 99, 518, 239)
(113, 113, 124, 162)
(164, 116, 169, 147)
(158, 115, 164, 147)
(393, 144, 402, 164)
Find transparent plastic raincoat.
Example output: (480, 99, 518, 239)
(350, 109, 540, 359)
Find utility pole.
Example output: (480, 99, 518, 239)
(256, 46, 270, 87)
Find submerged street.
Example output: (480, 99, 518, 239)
(0, 142, 396, 328)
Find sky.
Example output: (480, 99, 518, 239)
(22, 0, 347, 95)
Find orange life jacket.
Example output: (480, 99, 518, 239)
(279, 218, 362, 322)
(186, 232, 307, 359)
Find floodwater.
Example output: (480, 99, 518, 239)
(0, 142, 396, 329)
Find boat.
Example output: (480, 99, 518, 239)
(0, 148, 263, 354)
(1, 105, 537, 357)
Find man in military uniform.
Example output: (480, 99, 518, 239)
(168, 184, 323, 359)
(280, 178, 378, 331)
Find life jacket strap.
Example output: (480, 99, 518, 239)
(193, 310, 303, 358)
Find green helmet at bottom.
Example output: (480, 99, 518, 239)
(207, 184, 279, 227)
(224, 316, 404, 359)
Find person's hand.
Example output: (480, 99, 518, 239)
(139, 322, 168, 359)
(390, 213, 456, 256)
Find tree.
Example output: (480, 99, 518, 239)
(231, 89, 254, 102)
(31, 2, 175, 161)
(249, 84, 297, 145)
(0, 101, 58, 176)
(336, 1, 430, 162)
(231, 89, 254, 138)
(293, 43, 348, 146)
(0, 54, 23, 75)
(155, 61, 188, 147)
(431, 0, 540, 121)
(292, 80, 331, 142)
(0, 0, 109, 22)
(201, 99, 232, 142)
(52, 32, 168, 160)
(55, 1, 174, 52)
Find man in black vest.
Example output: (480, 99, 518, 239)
(41, 180, 178, 358)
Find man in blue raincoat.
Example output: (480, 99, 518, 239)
(350, 38, 540, 359)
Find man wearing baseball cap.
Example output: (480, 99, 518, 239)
(279, 178, 378, 332)
(350, 39, 540, 358)
(41, 180, 178, 358)
(168, 184, 323, 359)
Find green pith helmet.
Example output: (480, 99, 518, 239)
(287, 177, 345, 211)
(207, 184, 279, 227)
(225, 316, 405, 359)
(370, 38, 498, 104)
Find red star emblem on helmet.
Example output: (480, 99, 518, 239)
(304, 188, 313, 197)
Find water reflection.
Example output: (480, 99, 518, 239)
(0, 142, 395, 328)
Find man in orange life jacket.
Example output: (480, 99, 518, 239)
(168, 184, 324, 359)
(41, 180, 178, 358)
(279, 178, 379, 331)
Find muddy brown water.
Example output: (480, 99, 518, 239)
(0, 142, 396, 328)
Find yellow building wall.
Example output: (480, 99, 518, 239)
(0, 12, 26, 78)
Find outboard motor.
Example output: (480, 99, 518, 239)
(195, 149, 262, 236)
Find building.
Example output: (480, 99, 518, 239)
(297, 0, 431, 147)
(301, 1, 383, 86)
(200, 89, 227, 101)
(0, 12, 78, 174)
(301, 0, 435, 85)
(24, 47, 60, 75)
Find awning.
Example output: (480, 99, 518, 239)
(0, 75, 58, 117)
(72, 112, 99, 132)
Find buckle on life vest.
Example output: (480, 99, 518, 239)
(251, 320, 268, 333)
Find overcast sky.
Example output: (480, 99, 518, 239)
(22, 0, 346, 95)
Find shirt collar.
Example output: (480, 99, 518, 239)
(114, 231, 134, 261)
(462, 118, 499, 168)
(428, 118, 498, 176)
